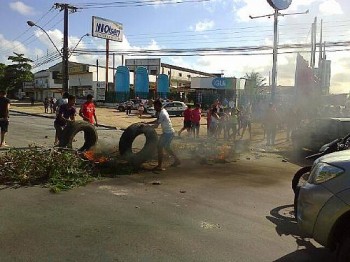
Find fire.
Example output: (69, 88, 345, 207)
(83, 150, 109, 163)
(217, 145, 230, 160)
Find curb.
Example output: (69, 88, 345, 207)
(10, 110, 119, 130)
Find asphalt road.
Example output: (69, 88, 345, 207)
(0, 113, 337, 261)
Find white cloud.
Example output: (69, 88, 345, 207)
(319, 0, 343, 16)
(194, 20, 215, 32)
(9, 1, 36, 16)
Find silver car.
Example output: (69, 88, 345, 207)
(297, 150, 350, 261)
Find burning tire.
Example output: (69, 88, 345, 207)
(119, 123, 158, 166)
(59, 121, 98, 152)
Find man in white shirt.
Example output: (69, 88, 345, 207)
(147, 99, 180, 171)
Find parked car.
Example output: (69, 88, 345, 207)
(116, 99, 147, 112)
(147, 101, 187, 117)
(291, 118, 350, 152)
(297, 150, 350, 261)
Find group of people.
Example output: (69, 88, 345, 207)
(178, 104, 202, 138)
(53, 92, 98, 145)
(43, 97, 57, 114)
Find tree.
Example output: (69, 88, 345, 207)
(244, 71, 267, 103)
(2, 53, 34, 95)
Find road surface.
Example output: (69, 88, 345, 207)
(0, 113, 336, 261)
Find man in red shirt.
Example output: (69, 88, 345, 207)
(79, 94, 98, 125)
(191, 103, 201, 138)
(178, 105, 192, 137)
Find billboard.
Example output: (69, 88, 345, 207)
(125, 59, 161, 75)
(92, 16, 123, 42)
(191, 77, 236, 89)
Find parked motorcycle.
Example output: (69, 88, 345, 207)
(292, 133, 350, 216)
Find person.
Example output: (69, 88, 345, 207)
(178, 105, 192, 136)
(228, 108, 239, 142)
(217, 107, 228, 139)
(210, 107, 220, 138)
(239, 104, 252, 140)
(49, 97, 54, 114)
(54, 95, 76, 145)
(138, 103, 144, 118)
(146, 99, 180, 171)
(206, 106, 211, 136)
(126, 100, 132, 115)
(43, 97, 49, 113)
(0, 90, 11, 147)
(79, 94, 98, 126)
(264, 103, 279, 146)
(191, 103, 201, 139)
(55, 92, 69, 115)
(52, 97, 57, 113)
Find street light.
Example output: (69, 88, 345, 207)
(27, 20, 89, 93)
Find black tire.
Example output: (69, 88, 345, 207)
(58, 121, 98, 152)
(119, 123, 158, 166)
(337, 234, 350, 262)
(118, 106, 125, 112)
(292, 166, 312, 193)
(292, 166, 311, 218)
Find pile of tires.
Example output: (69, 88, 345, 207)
(119, 123, 158, 166)
(58, 121, 98, 152)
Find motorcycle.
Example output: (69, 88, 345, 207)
(292, 133, 350, 216)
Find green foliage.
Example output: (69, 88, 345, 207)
(2, 53, 34, 93)
(0, 146, 97, 193)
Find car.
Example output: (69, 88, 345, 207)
(147, 101, 187, 117)
(291, 118, 350, 152)
(297, 150, 350, 260)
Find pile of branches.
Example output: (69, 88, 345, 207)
(0, 146, 97, 193)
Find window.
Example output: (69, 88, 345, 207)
(150, 69, 157, 75)
(179, 73, 182, 77)
(187, 75, 191, 79)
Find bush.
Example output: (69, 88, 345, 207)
(0, 146, 97, 193)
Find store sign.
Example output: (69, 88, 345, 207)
(92, 16, 123, 42)
(69, 65, 88, 74)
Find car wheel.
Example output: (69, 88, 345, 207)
(337, 233, 350, 262)
(292, 166, 311, 218)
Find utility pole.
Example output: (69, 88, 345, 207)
(250, 8, 308, 102)
(54, 3, 77, 93)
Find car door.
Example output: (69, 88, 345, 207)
(164, 103, 175, 115)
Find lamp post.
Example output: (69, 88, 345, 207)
(27, 21, 88, 93)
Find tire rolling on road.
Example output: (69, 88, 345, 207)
(119, 123, 158, 166)
(59, 120, 98, 152)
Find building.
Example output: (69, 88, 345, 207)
(30, 59, 219, 102)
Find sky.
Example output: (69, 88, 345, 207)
(0, 0, 350, 94)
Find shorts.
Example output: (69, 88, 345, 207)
(183, 120, 192, 129)
(192, 122, 200, 128)
(54, 121, 65, 140)
(158, 132, 174, 149)
(0, 120, 9, 133)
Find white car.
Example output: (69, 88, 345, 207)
(147, 101, 187, 117)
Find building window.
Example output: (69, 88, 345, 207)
(179, 73, 182, 77)
(150, 69, 157, 75)
(187, 75, 191, 79)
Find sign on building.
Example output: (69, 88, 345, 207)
(96, 81, 106, 101)
(92, 16, 123, 42)
(191, 77, 236, 89)
(125, 59, 161, 75)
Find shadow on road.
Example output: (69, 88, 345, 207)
(267, 204, 336, 262)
